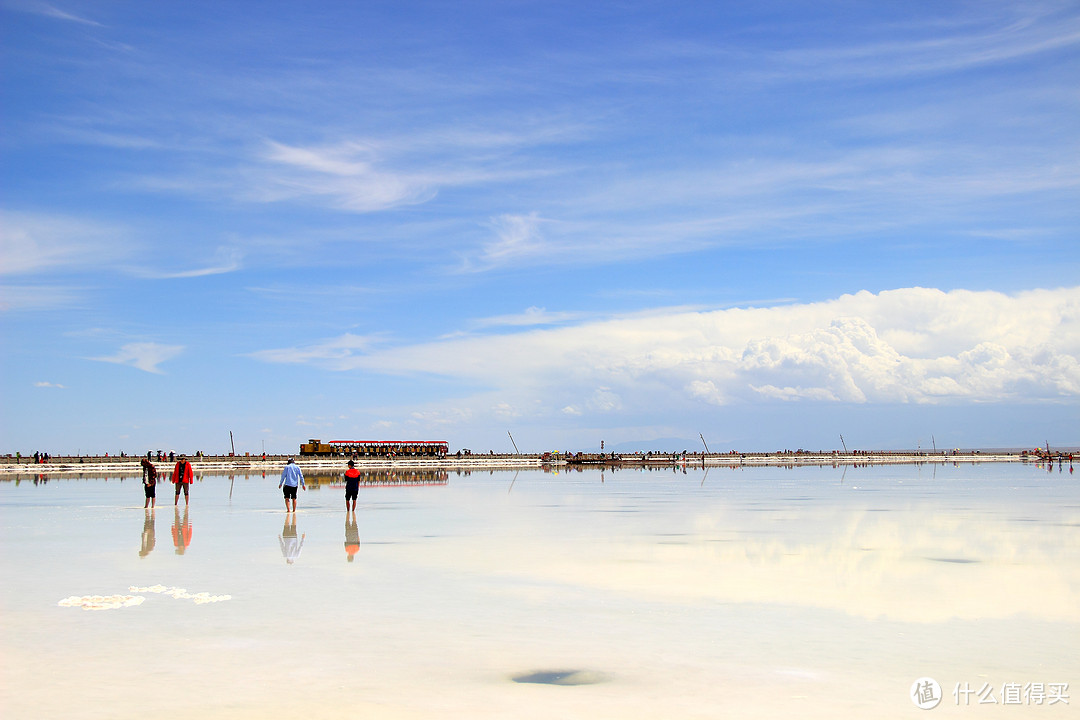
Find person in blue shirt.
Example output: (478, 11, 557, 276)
(278, 457, 306, 512)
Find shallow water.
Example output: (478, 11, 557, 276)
(2, 463, 1077, 718)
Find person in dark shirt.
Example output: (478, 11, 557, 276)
(141, 456, 158, 508)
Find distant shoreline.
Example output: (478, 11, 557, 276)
(1, 449, 1072, 476)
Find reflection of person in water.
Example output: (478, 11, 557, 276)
(279, 514, 305, 564)
(345, 511, 360, 562)
(344, 459, 360, 511)
(171, 506, 192, 555)
(139, 509, 156, 557)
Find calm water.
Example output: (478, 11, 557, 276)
(2, 463, 1077, 718)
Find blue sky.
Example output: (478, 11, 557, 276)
(2, 0, 1078, 455)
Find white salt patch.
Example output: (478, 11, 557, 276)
(58, 594, 145, 611)
(129, 585, 231, 603)
(56, 585, 231, 610)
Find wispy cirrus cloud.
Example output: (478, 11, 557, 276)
(468, 213, 548, 269)
(6, 1, 104, 26)
(128, 247, 243, 279)
(470, 306, 585, 330)
(739, 5, 1080, 82)
(249, 140, 436, 213)
(0, 210, 128, 276)
(89, 342, 184, 374)
(0, 284, 84, 312)
(222, 130, 568, 214)
(247, 333, 381, 371)
(20, 4, 1074, 278)
(34, 381, 66, 388)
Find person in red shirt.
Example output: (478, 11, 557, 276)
(344, 459, 361, 511)
(172, 455, 194, 506)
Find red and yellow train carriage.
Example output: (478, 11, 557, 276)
(300, 439, 449, 458)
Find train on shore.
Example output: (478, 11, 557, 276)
(299, 439, 449, 458)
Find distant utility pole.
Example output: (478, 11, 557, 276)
(507, 431, 520, 455)
(700, 434, 710, 454)
(840, 434, 848, 453)
(230, 431, 235, 456)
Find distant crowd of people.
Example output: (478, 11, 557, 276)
(14, 449, 209, 463)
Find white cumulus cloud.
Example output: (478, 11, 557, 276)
(250, 286, 1080, 424)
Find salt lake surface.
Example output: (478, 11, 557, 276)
(2, 463, 1077, 718)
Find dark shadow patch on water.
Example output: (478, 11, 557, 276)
(511, 669, 608, 686)
(926, 557, 980, 564)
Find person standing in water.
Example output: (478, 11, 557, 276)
(141, 455, 158, 508)
(344, 459, 360, 511)
(279, 456, 305, 512)
(172, 454, 193, 506)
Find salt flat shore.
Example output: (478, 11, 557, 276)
(1, 450, 1065, 476)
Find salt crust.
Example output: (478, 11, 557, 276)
(57, 595, 145, 611)
(57, 585, 231, 610)
(129, 584, 231, 603)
